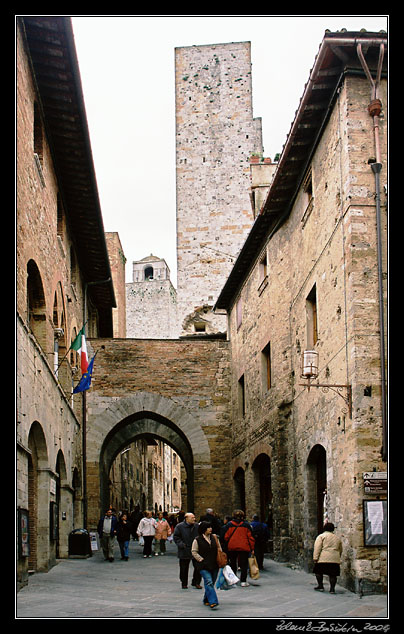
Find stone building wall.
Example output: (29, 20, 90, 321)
(225, 73, 387, 592)
(16, 23, 86, 585)
(105, 232, 127, 338)
(175, 41, 263, 335)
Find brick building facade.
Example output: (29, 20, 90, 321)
(16, 17, 115, 587)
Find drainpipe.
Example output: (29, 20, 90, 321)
(82, 277, 112, 529)
(357, 43, 387, 462)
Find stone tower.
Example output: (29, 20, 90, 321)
(175, 41, 263, 336)
(126, 255, 177, 338)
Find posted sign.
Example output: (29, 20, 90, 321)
(363, 472, 387, 494)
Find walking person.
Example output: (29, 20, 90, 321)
(154, 511, 171, 555)
(192, 521, 220, 609)
(250, 514, 270, 570)
(97, 508, 118, 562)
(224, 509, 255, 586)
(137, 510, 157, 558)
(116, 512, 133, 561)
(313, 522, 343, 594)
(173, 512, 202, 589)
(199, 508, 222, 535)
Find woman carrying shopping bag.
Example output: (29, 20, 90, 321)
(192, 521, 220, 609)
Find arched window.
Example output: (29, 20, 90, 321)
(144, 266, 154, 280)
(27, 259, 47, 351)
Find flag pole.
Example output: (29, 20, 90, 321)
(82, 388, 87, 530)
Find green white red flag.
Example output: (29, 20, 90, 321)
(70, 327, 89, 374)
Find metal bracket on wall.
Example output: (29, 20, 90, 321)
(299, 379, 352, 418)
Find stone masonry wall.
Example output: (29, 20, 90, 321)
(226, 74, 387, 591)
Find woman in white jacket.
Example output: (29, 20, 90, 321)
(137, 511, 157, 558)
(313, 522, 343, 594)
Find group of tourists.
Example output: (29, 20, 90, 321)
(97, 506, 178, 561)
(97, 506, 342, 610)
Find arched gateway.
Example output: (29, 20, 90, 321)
(85, 338, 232, 529)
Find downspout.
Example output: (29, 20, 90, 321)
(357, 43, 387, 462)
(82, 277, 112, 528)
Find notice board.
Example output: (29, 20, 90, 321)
(363, 499, 387, 546)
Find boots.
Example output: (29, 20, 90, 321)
(314, 574, 324, 591)
(329, 575, 337, 594)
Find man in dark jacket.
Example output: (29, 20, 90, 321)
(97, 508, 118, 561)
(200, 508, 222, 535)
(173, 512, 202, 589)
(250, 514, 270, 570)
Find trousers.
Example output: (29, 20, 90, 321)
(200, 568, 219, 605)
(101, 534, 115, 560)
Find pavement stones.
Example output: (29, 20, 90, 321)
(16, 540, 389, 623)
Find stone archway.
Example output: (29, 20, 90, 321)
(99, 412, 195, 515)
(86, 392, 212, 528)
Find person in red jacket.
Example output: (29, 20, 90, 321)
(224, 509, 255, 586)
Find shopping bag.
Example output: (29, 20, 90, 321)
(139, 536, 144, 545)
(222, 564, 239, 585)
(216, 567, 236, 591)
(248, 555, 260, 579)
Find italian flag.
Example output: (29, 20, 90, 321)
(71, 327, 89, 375)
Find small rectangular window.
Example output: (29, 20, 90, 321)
(261, 342, 271, 392)
(306, 284, 318, 347)
(238, 374, 246, 417)
(258, 252, 269, 294)
(236, 296, 242, 330)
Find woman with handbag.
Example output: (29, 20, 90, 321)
(224, 509, 255, 586)
(191, 521, 221, 609)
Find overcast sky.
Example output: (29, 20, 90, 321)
(71, 15, 388, 286)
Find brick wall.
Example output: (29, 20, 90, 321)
(86, 336, 232, 525)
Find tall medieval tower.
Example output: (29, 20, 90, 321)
(175, 42, 263, 336)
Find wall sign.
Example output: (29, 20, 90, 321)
(363, 499, 387, 546)
(363, 471, 387, 494)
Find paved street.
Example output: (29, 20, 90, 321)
(16, 539, 389, 623)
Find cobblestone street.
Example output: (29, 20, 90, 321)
(16, 539, 389, 624)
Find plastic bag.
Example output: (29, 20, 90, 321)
(139, 536, 144, 545)
(222, 564, 239, 585)
(216, 567, 236, 591)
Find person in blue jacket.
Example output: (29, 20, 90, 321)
(250, 514, 270, 570)
(97, 508, 118, 561)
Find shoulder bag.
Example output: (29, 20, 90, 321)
(214, 535, 228, 567)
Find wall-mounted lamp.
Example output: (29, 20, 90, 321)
(299, 350, 352, 418)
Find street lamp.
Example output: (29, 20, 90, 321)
(299, 350, 352, 418)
